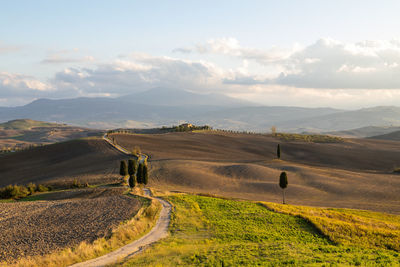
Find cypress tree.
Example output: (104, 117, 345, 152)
(137, 163, 144, 184)
(119, 160, 128, 177)
(129, 175, 136, 188)
(279, 171, 288, 204)
(128, 159, 137, 176)
(143, 164, 149, 185)
(277, 144, 281, 159)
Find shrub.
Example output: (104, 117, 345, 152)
(0, 185, 29, 199)
(27, 182, 37, 194)
(37, 184, 49, 192)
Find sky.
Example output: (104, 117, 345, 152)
(2, 0, 400, 108)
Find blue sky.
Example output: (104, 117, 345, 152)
(2, 0, 400, 107)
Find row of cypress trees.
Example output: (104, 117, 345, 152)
(119, 158, 148, 188)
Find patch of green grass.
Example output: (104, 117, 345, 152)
(264, 202, 400, 252)
(18, 192, 52, 201)
(275, 133, 344, 143)
(120, 194, 400, 266)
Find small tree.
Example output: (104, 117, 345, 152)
(271, 126, 277, 136)
(129, 175, 136, 188)
(128, 159, 137, 176)
(137, 163, 143, 184)
(143, 164, 149, 185)
(277, 144, 281, 159)
(119, 160, 128, 177)
(279, 171, 288, 204)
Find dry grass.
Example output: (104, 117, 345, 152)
(262, 202, 400, 251)
(5, 191, 161, 267)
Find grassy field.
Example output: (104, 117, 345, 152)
(120, 194, 400, 266)
(264, 202, 400, 252)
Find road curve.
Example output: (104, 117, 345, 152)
(69, 189, 171, 267)
(68, 135, 171, 267)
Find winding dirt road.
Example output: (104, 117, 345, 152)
(68, 135, 171, 267)
(70, 189, 171, 267)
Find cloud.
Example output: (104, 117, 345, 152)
(0, 41, 21, 54)
(175, 37, 301, 65)
(41, 49, 95, 64)
(177, 38, 400, 89)
(272, 38, 400, 89)
(0, 72, 53, 100)
(5, 38, 400, 108)
(51, 54, 226, 96)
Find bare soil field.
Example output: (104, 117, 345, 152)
(111, 132, 400, 214)
(0, 139, 125, 187)
(0, 187, 141, 262)
(1, 131, 399, 214)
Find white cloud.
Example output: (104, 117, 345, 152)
(0, 41, 20, 54)
(0, 72, 52, 96)
(176, 37, 400, 89)
(51, 54, 228, 96)
(175, 37, 301, 65)
(41, 49, 95, 64)
(5, 38, 400, 108)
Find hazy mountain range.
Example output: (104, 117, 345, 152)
(1, 87, 400, 134)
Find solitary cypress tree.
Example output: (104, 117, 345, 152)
(128, 159, 137, 176)
(143, 164, 149, 185)
(137, 163, 144, 184)
(129, 175, 136, 188)
(277, 144, 281, 159)
(119, 161, 128, 177)
(279, 171, 288, 204)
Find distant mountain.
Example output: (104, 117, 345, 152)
(1, 88, 400, 133)
(326, 126, 400, 138)
(368, 130, 400, 141)
(277, 106, 400, 132)
(119, 87, 256, 107)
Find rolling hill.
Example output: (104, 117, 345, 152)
(369, 130, 400, 141)
(110, 131, 400, 214)
(325, 125, 400, 138)
(1, 130, 400, 215)
(0, 138, 124, 187)
(0, 119, 102, 151)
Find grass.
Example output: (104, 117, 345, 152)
(263, 202, 400, 251)
(275, 133, 344, 143)
(120, 194, 400, 266)
(6, 189, 162, 267)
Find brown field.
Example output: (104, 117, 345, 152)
(0, 139, 125, 187)
(111, 131, 400, 214)
(0, 187, 141, 262)
(1, 130, 399, 215)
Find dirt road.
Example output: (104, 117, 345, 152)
(70, 188, 171, 267)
